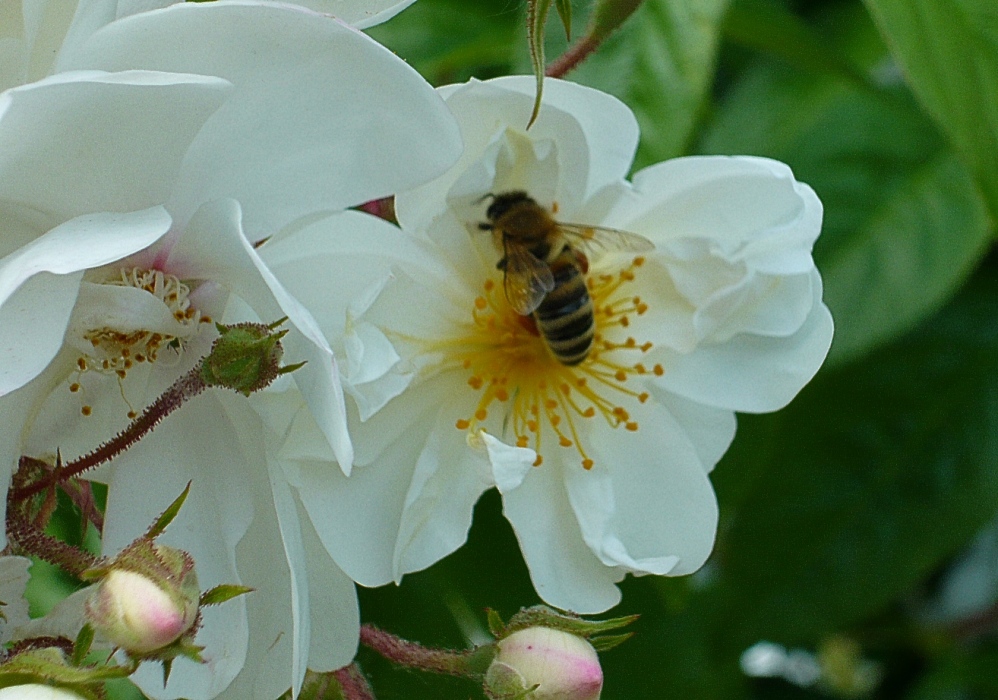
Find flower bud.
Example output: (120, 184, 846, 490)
(201, 320, 300, 396)
(0, 685, 88, 700)
(86, 568, 199, 654)
(486, 627, 603, 700)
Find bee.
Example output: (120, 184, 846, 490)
(478, 190, 654, 366)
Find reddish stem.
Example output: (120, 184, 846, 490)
(359, 624, 485, 678)
(546, 34, 600, 78)
(333, 664, 377, 700)
(10, 367, 207, 503)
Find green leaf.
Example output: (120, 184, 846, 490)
(715, 265, 998, 645)
(723, 0, 872, 88)
(863, 0, 998, 225)
(570, 0, 729, 166)
(364, 0, 519, 85)
(699, 5, 992, 366)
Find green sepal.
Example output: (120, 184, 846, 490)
(503, 605, 638, 639)
(589, 632, 634, 652)
(486, 608, 506, 639)
(72, 624, 95, 666)
(525, 0, 554, 128)
(200, 584, 254, 607)
(554, 0, 572, 39)
(146, 481, 192, 539)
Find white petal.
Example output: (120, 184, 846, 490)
(564, 400, 719, 578)
(288, 373, 487, 586)
(651, 392, 737, 473)
(0, 70, 229, 222)
(0, 207, 172, 395)
(655, 270, 834, 412)
(59, 1, 462, 236)
(397, 76, 638, 231)
(393, 406, 493, 577)
(173, 199, 353, 467)
(613, 156, 823, 277)
(0, 555, 31, 642)
(300, 510, 359, 672)
(483, 432, 534, 493)
(500, 460, 623, 614)
(262, 0, 417, 28)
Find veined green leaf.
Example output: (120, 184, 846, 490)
(863, 0, 998, 226)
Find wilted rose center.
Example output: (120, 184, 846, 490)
(71, 267, 210, 417)
(450, 256, 660, 470)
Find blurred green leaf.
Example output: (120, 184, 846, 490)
(908, 644, 998, 699)
(723, 0, 871, 88)
(715, 263, 998, 645)
(700, 5, 992, 366)
(863, 0, 998, 226)
(562, 0, 727, 167)
(365, 0, 519, 85)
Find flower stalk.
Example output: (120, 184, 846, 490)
(358, 624, 494, 679)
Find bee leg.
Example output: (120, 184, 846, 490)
(478, 222, 494, 231)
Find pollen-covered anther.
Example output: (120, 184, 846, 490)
(76, 268, 202, 385)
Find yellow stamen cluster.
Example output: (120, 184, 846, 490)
(72, 267, 211, 416)
(451, 256, 659, 471)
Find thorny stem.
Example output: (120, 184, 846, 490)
(10, 367, 208, 503)
(359, 624, 488, 679)
(333, 664, 378, 700)
(546, 34, 601, 78)
(6, 504, 98, 576)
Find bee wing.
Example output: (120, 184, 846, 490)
(504, 246, 555, 315)
(557, 223, 655, 260)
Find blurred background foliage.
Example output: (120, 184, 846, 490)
(43, 0, 998, 697)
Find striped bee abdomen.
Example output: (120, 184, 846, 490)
(533, 246, 594, 366)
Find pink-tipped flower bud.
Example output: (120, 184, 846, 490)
(0, 686, 89, 700)
(86, 568, 199, 654)
(486, 627, 603, 700)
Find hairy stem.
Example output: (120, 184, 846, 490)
(359, 624, 488, 679)
(11, 367, 208, 502)
(333, 664, 377, 700)
(546, 34, 600, 78)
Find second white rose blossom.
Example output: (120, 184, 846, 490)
(0, 2, 461, 698)
(263, 76, 833, 614)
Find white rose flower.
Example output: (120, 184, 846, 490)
(0, 3, 461, 698)
(262, 76, 833, 614)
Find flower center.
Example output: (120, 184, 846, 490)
(449, 256, 660, 470)
(70, 267, 211, 417)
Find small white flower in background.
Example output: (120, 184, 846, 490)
(264, 76, 833, 614)
(0, 2, 461, 698)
